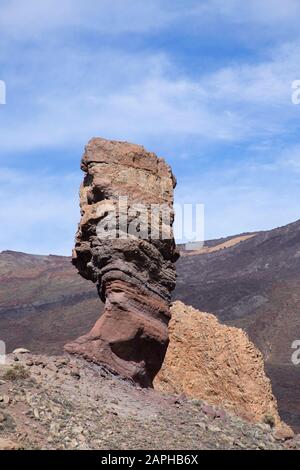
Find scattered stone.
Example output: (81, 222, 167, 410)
(236, 442, 247, 449)
(0, 438, 20, 450)
(46, 363, 58, 373)
(196, 422, 207, 431)
(0, 394, 10, 404)
(221, 435, 235, 446)
(13, 348, 31, 355)
(70, 368, 81, 380)
(215, 408, 227, 421)
(34, 359, 45, 367)
(3, 395, 10, 405)
(50, 422, 60, 435)
(72, 425, 84, 435)
(274, 424, 295, 441)
(285, 440, 297, 450)
(201, 404, 217, 419)
(208, 424, 222, 433)
(174, 393, 187, 405)
(55, 357, 70, 368)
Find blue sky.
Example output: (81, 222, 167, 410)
(1, 0, 300, 255)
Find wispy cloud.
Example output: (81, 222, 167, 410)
(2, 0, 300, 43)
(1, 1, 300, 253)
(198, 0, 300, 24)
(0, 0, 182, 38)
(1, 39, 300, 153)
(176, 152, 300, 240)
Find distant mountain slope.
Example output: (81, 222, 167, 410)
(0, 250, 102, 354)
(175, 219, 300, 430)
(175, 219, 300, 362)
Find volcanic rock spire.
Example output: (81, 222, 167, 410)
(65, 138, 179, 386)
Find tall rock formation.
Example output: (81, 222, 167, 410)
(65, 138, 179, 386)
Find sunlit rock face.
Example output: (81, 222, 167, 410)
(65, 138, 179, 386)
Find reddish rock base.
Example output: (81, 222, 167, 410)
(65, 280, 170, 387)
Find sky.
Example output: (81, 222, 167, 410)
(0, 0, 300, 255)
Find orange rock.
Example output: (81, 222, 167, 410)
(0, 438, 20, 450)
(274, 424, 295, 441)
(155, 301, 285, 427)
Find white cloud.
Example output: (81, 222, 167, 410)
(1, 1, 300, 155)
(1, 37, 300, 154)
(2, 0, 299, 42)
(0, 0, 179, 38)
(0, 46, 249, 152)
(195, 0, 300, 27)
(175, 153, 300, 241)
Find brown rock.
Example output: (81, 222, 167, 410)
(12, 348, 30, 355)
(154, 301, 284, 427)
(65, 138, 179, 386)
(0, 395, 10, 405)
(0, 438, 20, 450)
(274, 424, 295, 441)
(3, 395, 10, 405)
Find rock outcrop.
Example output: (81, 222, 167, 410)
(65, 138, 178, 386)
(155, 301, 285, 428)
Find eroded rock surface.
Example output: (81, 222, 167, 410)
(155, 301, 290, 432)
(65, 138, 178, 386)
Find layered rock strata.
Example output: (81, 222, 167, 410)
(65, 138, 178, 386)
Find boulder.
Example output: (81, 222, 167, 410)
(0, 438, 20, 450)
(155, 301, 286, 428)
(12, 348, 30, 355)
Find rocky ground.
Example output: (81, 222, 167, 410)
(0, 351, 299, 451)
